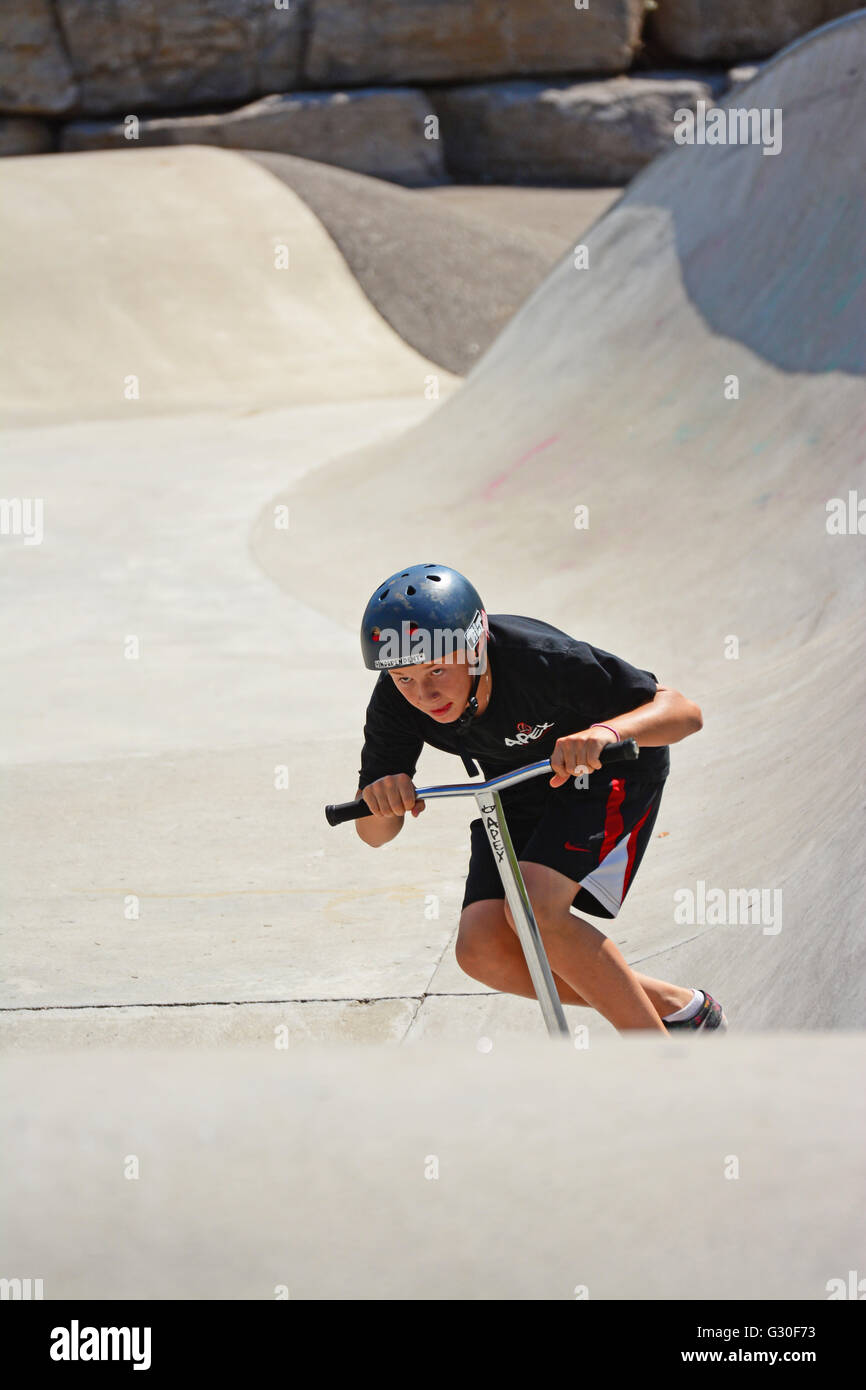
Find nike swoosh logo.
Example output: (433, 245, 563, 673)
(564, 842, 589, 852)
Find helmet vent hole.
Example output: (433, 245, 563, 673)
(426, 574, 441, 581)
(406, 585, 416, 595)
(379, 589, 389, 600)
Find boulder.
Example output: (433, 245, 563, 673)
(432, 73, 721, 185)
(650, 1, 860, 62)
(55, 0, 308, 116)
(0, 117, 58, 156)
(61, 88, 446, 187)
(306, 0, 644, 85)
(0, 0, 77, 114)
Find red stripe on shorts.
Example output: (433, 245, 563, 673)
(600, 778, 626, 860)
(623, 797, 656, 895)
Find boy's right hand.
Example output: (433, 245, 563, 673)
(361, 774, 426, 819)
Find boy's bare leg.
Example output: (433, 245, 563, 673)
(629, 973, 695, 1016)
(457, 875, 692, 1032)
(515, 862, 686, 1030)
(517, 919, 664, 1030)
(471, 926, 691, 1015)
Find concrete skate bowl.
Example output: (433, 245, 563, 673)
(2, 13, 865, 1305)
(244, 149, 569, 374)
(0, 142, 559, 427)
(252, 13, 866, 1035)
(0, 134, 585, 1040)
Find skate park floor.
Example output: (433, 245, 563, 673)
(1, 12, 865, 1299)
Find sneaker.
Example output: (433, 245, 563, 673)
(663, 990, 727, 1032)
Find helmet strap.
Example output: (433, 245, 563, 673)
(453, 665, 483, 734)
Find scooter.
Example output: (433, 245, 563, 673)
(325, 739, 639, 1039)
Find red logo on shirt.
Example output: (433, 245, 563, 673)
(505, 720, 554, 747)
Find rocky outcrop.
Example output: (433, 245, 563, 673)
(61, 89, 445, 187)
(650, 0, 859, 62)
(1, 0, 856, 181)
(0, 116, 57, 155)
(432, 73, 725, 185)
(305, 0, 644, 84)
(2, 0, 309, 118)
(0, 0, 77, 114)
(2, 1, 645, 119)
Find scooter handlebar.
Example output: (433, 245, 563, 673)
(325, 737, 639, 826)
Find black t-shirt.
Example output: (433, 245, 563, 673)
(357, 614, 670, 811)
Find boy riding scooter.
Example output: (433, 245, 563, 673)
(353, 563, 726, 1034)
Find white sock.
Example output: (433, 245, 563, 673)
(663, 988, 704, 1023)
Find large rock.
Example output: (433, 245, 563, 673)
(0, 117, 58, 155)
(53, 0, 308, 116)
(1, 1, 644, 118)
(306, 0, 644, 84)
(61, 88, 446, 187)
(0, 0, 77, 114)
(650, 0, 860, 62)
(432, 73, 723, 186)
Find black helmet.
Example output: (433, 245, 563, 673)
(361, 564, 487, 672)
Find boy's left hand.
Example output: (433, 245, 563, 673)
(549, 727, 619, 787)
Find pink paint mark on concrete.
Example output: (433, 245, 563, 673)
(482, 434, 559, 499)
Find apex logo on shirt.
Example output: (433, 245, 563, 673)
(504, 719, 554, 747)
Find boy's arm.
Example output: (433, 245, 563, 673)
(600, 685, 702, 746)
(549, 686, 701, 786)
(355, 680, 425, 846)
(354, 775, 426, 847)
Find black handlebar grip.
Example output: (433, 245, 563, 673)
(600, 737, 639, 763)
(325, 798, 373, 826)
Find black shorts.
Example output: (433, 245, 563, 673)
(461, 773, 665, 920)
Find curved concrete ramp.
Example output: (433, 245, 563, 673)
(2, 14, 865, 1305)
(252, 13, 866, 1029)
(245, 150, 572, 375)
(2, 1038, 864, 1300)
(0, 145, 458, 426)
